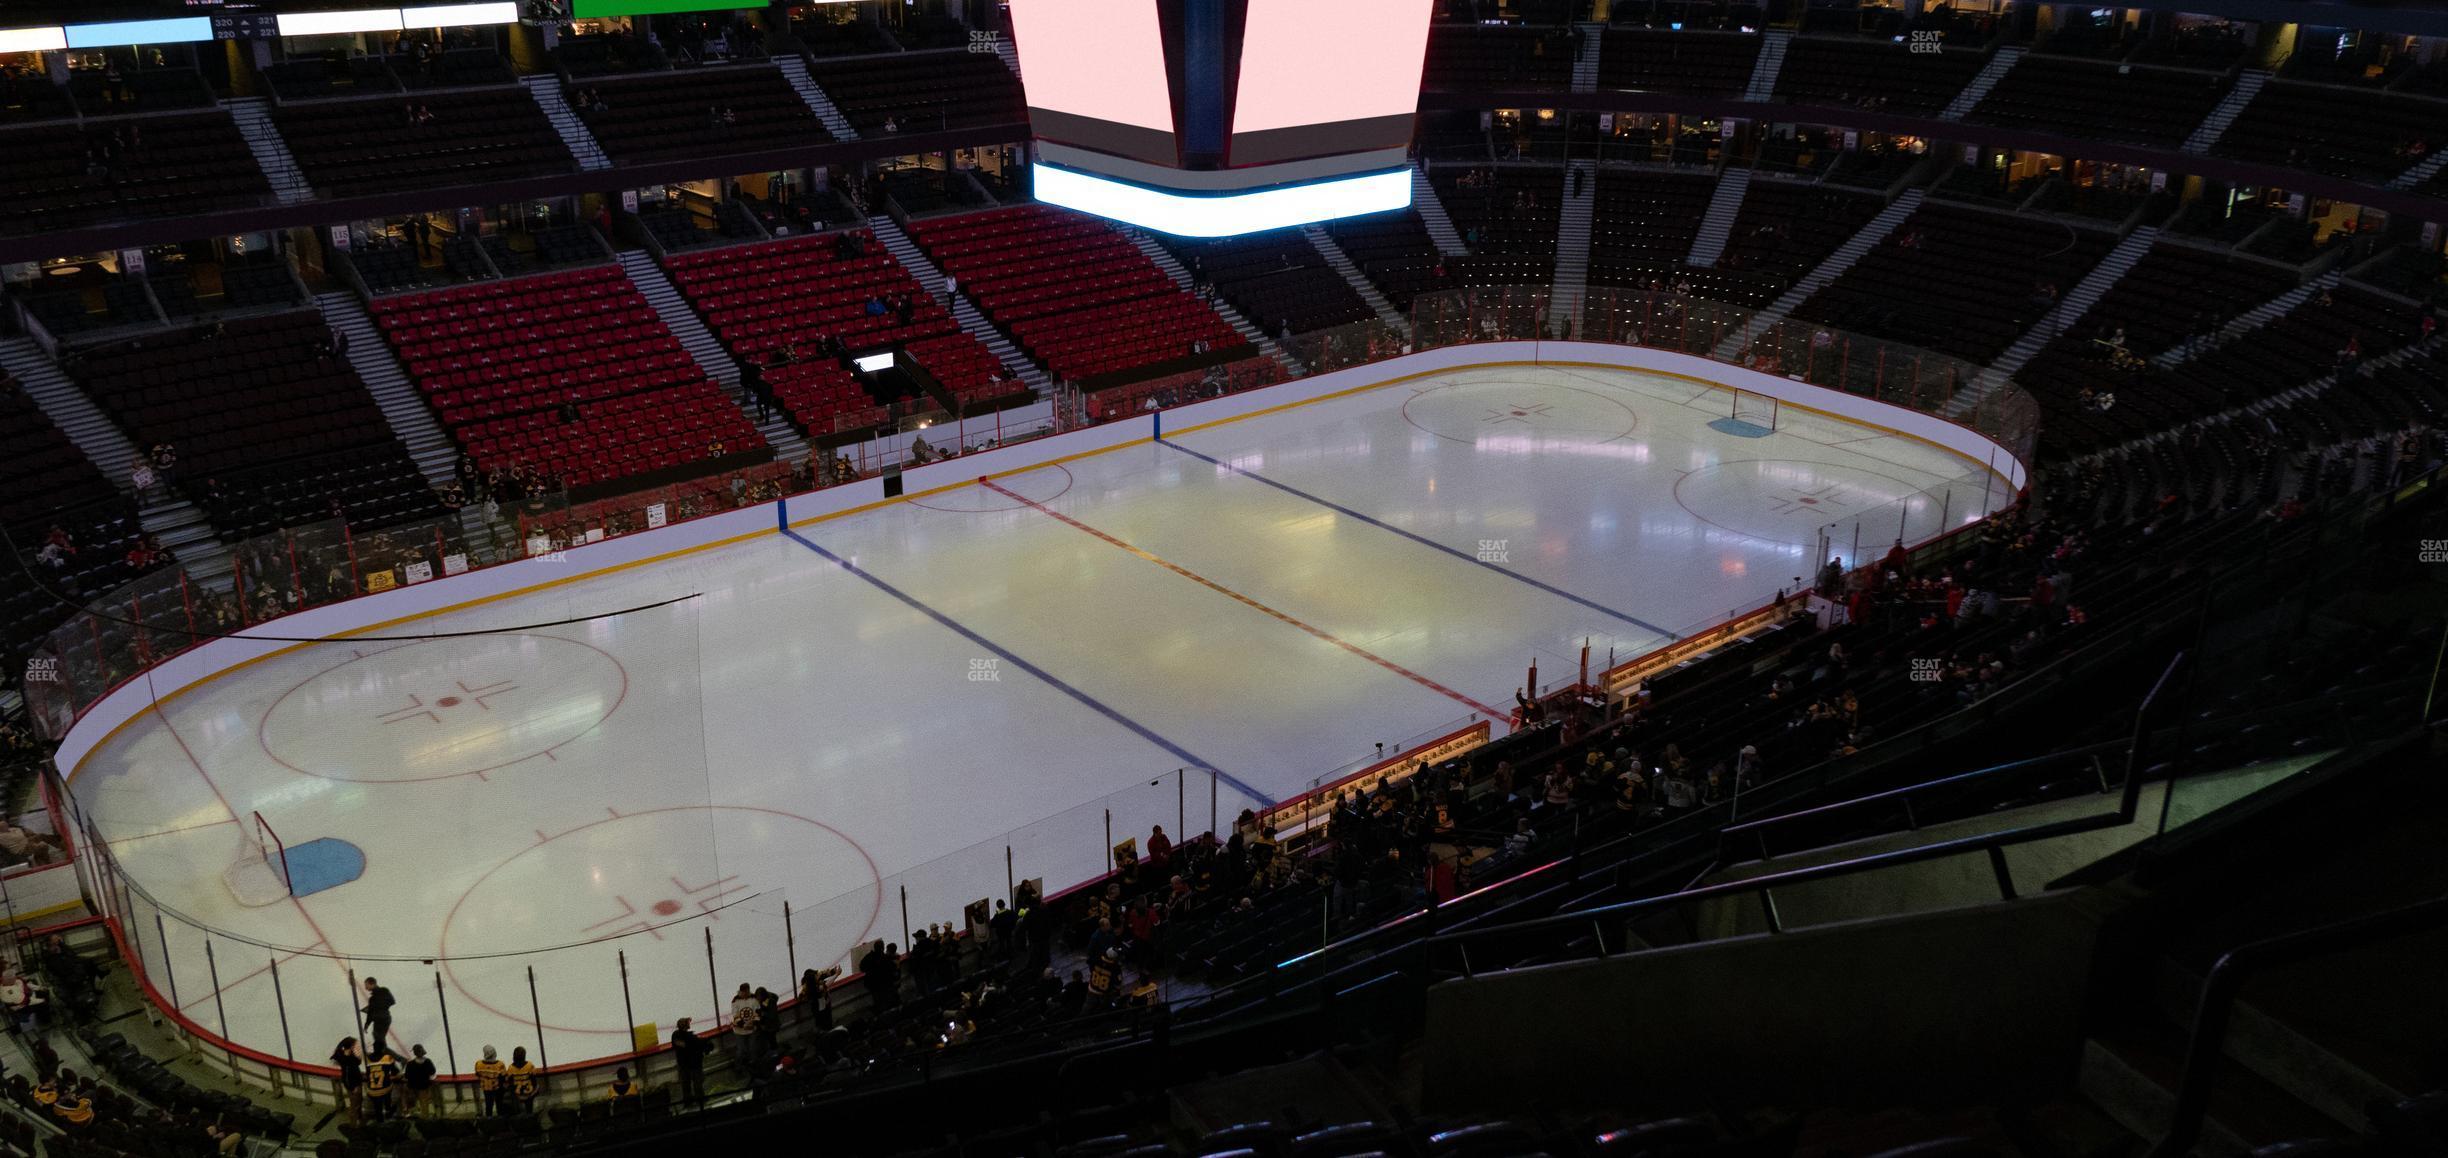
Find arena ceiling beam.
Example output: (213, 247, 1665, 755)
(1416, 89, 2448, 228)
(0, 120, 1030, 265)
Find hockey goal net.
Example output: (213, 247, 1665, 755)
(222, 812, 292, 908)
(1731, 389, 1779, 432)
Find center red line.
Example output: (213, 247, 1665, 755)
(978, 478, 1508, 720)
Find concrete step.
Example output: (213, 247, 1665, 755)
(2184, 70, 2266, 155)
(1720, 189, 1925, 358)
(134, 493, 233, 586)
(1126, 230, 1305, 376)
(2078, 1021, 2355, 1158)
(1549, 159, 1598, 336)
(867, 215, 945, 296)
(2387, 144, 2448, 191)
(0, 337, 145, 488)
(1687, 167, 1754, 268)
(775, 56, 859, 141)
(314, 290, 458, 489)
(617, 251, 739, 385)
(2154, 271, 2338, 370)
(872, 213, 1054, 390)
(1742, 30, 1790, 103)
(1941, 46, 2023, 121)
(613, 250, 805, 458)
(1955, 225, 2158, 413)
(522, 76, 610, 171)
(2151, 956, 2407, 1130)
(225, 97, 314, 205)
(1411, 165, 1471, 257)
(1303, 226, 1408, 334)
(1570, 22, 1604, 95)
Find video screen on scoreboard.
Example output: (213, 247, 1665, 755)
(1007, 0, 1179, 166)
(1227, 0, 1431, 167)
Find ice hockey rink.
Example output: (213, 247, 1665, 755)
(66, 360, 2014, 1070)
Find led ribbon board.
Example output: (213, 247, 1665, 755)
(1008, 0, 1433, 236)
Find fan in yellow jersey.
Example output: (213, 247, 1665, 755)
(506, 1046, 540, 1114)
(473, 1045, 507, 1117)
(605, 1066, 642, 1111)
(363, 1048, 400, 1120)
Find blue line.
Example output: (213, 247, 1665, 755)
(777, 527, 1267, 804)
(1157, 438, 1682, 640)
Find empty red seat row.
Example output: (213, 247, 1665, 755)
(370, 267, 764, 487)
(907, 205, 1247, 382)
(662, 230, 1013, 430)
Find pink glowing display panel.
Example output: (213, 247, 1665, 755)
(1006, 0, 1177, 135)
(1229, 0, 1433, 137)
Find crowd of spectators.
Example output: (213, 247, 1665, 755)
(591, 494, 2131, 1114)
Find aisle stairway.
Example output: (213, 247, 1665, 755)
(1742, 30, 1790, 102)
(2387, 146, 2448, 191)
(523, 76, 610, 171)
(1955, 225, 2158, 412)
(0, 338, 230, 585)
(1570, 23, 1603, 94)
(1548, 160, 1597, 336)
(775, 56, 859, 141)
(1686, 166, 1754, 268)
(1303, 226, 1409, 334)
(1126, 230, 1305, 376)
(1411, 165, 1471, 256)
(1716, 188, 1924, 359)
(226, 98, 313, 205)
(1940, 46, 2023, 120)
(868, 215, 945, 296)
(615, 251, 806, 463)
(313, 291, 456, 489)
(1, 337, 144, 490)
(869, 214, 1051, 393)
(2152, 271, 2338, 370)
(2184, 69, 2267, 155)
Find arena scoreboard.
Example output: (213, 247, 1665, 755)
(1007, 0, 1432, 236)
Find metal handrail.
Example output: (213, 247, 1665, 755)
(2152, 894, 2448, 1158)
(1720, 673, 2419, 861)
(1719, 737, 2133, 841)
(1423, 653, 2183, 958)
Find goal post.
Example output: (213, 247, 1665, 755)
(1731, 388, 1779, 432)
(222, 811, 293, 908)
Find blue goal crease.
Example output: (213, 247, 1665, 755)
(1153, 438, 1682, 640)
(776, 526, 1267, 806)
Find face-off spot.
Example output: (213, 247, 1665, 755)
(1401, 379, 1638, 447)
(259, 635, 626, 782)
(438, 805, 880, 1036)
(1673, 459, 1946, 548)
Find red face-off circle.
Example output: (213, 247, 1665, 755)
(258, 635, 627, 783)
